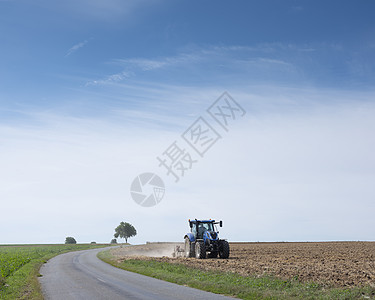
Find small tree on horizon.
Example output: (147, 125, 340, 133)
(65, 237, 77, 244)
(114, 222, 137, 244)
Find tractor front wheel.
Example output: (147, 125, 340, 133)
(219, 240, 230, 259)
(185, 237, 195, 258)
(195, 241, 206, 259)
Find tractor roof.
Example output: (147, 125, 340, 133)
(189, 219, 215, 223)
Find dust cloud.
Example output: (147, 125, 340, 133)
(112, 242, 184, 258)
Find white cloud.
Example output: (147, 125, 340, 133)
(120, 53, 201, 70)
(121, 59, 168, 71)
(290, 5, 304, 13)
(0, 87, 374, 243)
(85, 53, 201, 85)
(66, 39, 89, 57)
(87, 46, 299, 87)
(85, 71, 132, 86)
(85, 43, 331, 87)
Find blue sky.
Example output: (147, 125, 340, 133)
(0, 1, 375, 244)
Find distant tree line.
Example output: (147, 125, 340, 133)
(63, 221, 137, 245)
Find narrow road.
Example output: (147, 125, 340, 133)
(39, 247, 233, 300)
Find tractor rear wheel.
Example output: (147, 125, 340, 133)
(185, 237, 195, 258)
(195, 241, 206, 259)
(219, 240, 230, 259)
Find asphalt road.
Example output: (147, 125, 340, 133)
(39, 247, 233, 300)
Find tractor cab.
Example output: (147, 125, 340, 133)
(190, 220, 217, 239)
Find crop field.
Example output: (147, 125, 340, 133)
(111, 242, 375, 288)
(0, 244, 107, 299)
(0, 244, 91, 280)
(0, 248, 31, 280)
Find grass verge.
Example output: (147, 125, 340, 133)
(0, 244, 108, 299)
(98, 249, 375, 300)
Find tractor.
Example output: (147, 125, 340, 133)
(184, 219, 230, 259)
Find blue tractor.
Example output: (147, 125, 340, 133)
(184, 219, 230, 259)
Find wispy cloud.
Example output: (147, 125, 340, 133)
(115, 52, 201, 71)
(1, 87, 375, 243)
(85, 45, 302, 87)
(85, 71, 132, 86)
(79, 42, 375, 112)
(290, 5, 304, 13)
(66, 39, 89, 57)
(85, 52, 201, 86)
(245, 57, 293, 66)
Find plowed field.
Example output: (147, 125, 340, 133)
(112, 242, 375, 288)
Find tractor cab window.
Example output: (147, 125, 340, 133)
(191, 224, 197, 236)
(196, 222, 214, 238)
(204, 223, 214, 231)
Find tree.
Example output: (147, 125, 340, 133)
(114, 222, 137, 243)
(65, 237, 77, 244)
(110, 238, 117, 244)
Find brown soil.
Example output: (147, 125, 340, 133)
(111, 242, 375, 288)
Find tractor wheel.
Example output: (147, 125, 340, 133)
(195, 241, 206, 259)
(219, 240, 230, 259)
(185, 237, 195, 258)
(207, 251, 218, 258)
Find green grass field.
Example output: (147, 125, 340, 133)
(0, 244, 107, 300)
(98, 250, 375, 300)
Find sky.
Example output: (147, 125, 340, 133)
(0, 0, 374, 244)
